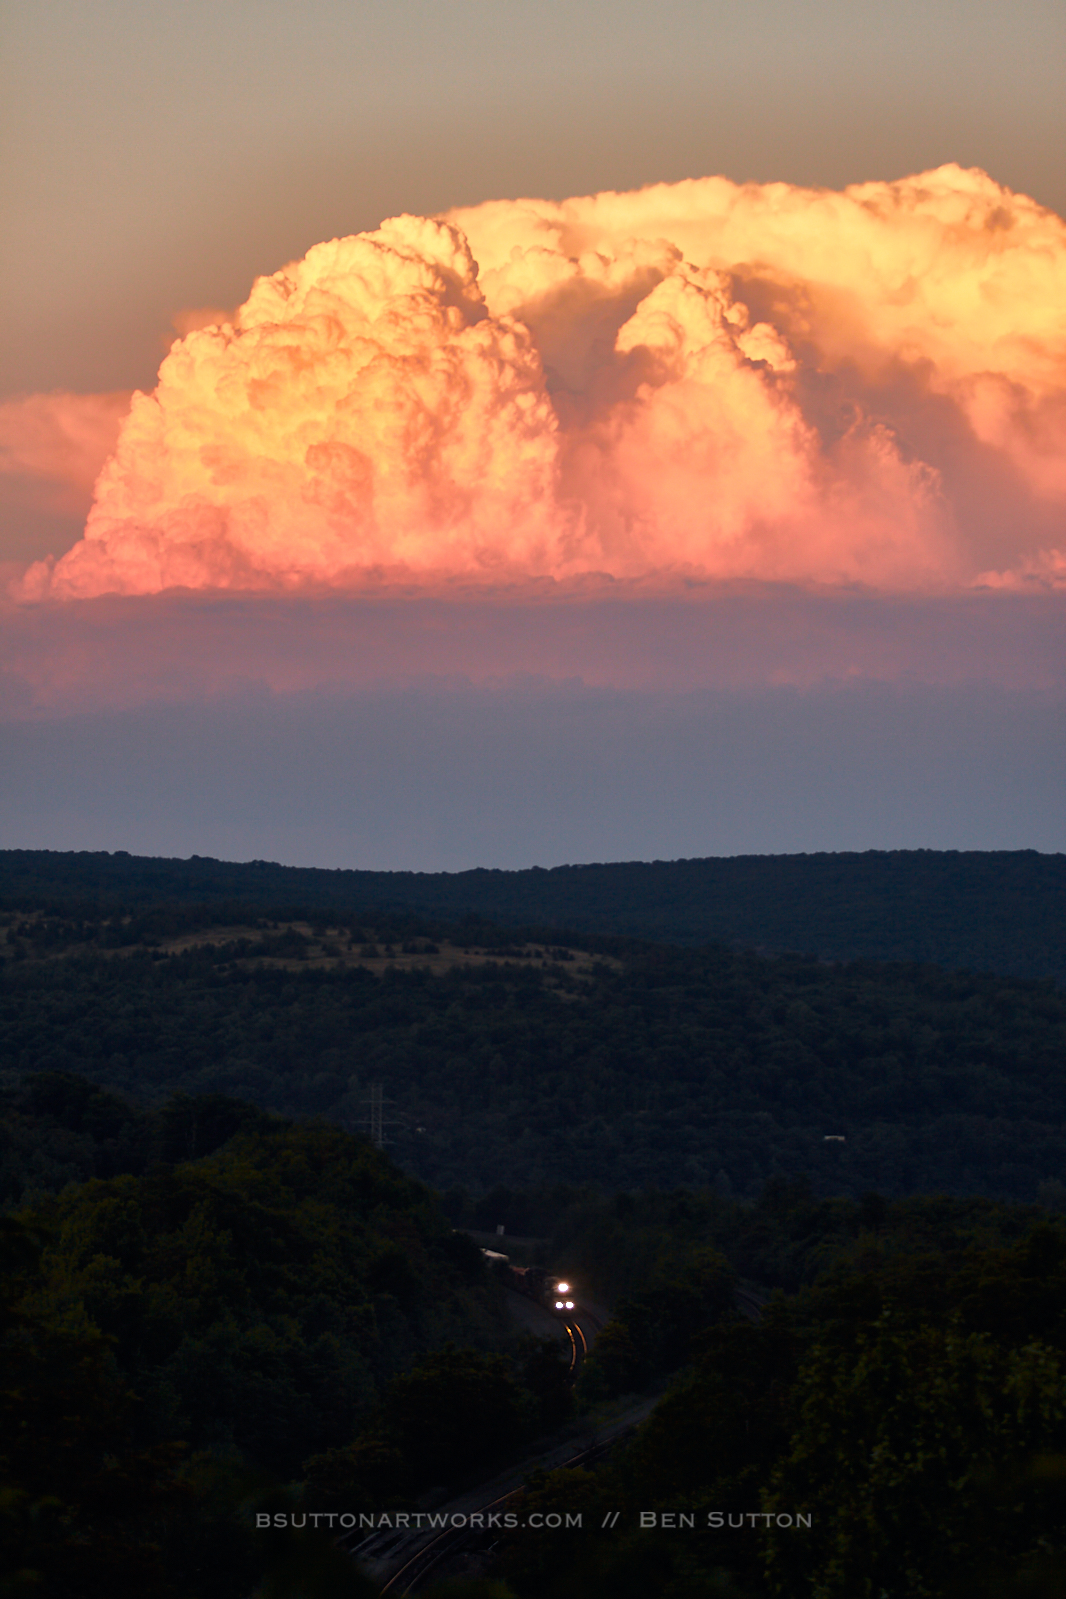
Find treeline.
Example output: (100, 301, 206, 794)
(3, 915, 1066, 1200)
(0, 1070, 274, 1208)
(1, 846, 1063, 981)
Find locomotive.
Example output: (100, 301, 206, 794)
(482, 1252, 576, 1315)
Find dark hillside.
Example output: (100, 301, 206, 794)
(1, 846, 1062, 981)
(0, 1116, 532, 1598)
(18, 1119, 506, 1475)
(3, 912, 1065, 1202)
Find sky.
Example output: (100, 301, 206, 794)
(0, 0, 1063, 868)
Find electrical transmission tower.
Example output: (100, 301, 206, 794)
(364, 1083, 406, 1149)
(368, 1083, 384, 1149)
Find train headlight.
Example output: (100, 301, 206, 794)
(565, 1300, 574, 1309)
(556, 1282, 570, 1293)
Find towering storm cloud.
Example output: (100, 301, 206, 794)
(19, 166, 1066, 599)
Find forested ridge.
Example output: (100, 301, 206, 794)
(3, 904, 1065, 1203)
(1, 845, 1063, 980)
(6, 855, 1066, 1594)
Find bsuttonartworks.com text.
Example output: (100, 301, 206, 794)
(258, 1512, 813, 1531)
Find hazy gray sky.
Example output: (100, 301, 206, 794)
(2, 681, 1062, 869)
(1, 591, 1062, 865)
(3, 0, 1064, 395)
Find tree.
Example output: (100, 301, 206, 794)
(0, 1215, 191, 1598)
(382, 1348, 525, 1484)
(764, 1319, 1066, 1598)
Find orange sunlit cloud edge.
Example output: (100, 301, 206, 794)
(3, 164, 1064, 603)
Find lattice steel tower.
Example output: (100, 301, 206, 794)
(368, 1083, 384, 1149)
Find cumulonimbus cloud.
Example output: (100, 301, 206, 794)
(18, 165, 1066, 599)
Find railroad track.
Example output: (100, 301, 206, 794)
(355, 1304, 600, 1587)
(354, 1294, 764, 1593)
(564, 1315, 588, 1377)
(735, 1286, 766, 1322)
(377, 1486, 520, 1595)
(376, 1435, 621, 1595)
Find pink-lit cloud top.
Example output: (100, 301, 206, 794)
(14, 166, 1066, 600)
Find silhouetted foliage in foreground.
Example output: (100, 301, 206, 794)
(18, 1120, 509, 1477)
(0, 1208, 381, 1599)
(500, 1202, 1066, 1599)
(0, 1114, 586, 1596)
(9, 1113, 1066, 1594)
